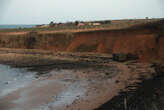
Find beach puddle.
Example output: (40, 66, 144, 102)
(0, 64, 36, 97)
(0, 68, 89, 110)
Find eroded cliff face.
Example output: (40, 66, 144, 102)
(158, 36, 164, 60)
(67, 29, 163, 62)
(0, 32, 74, 51)
(0, 20, 163, 62)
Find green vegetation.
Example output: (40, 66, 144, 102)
(0, 19, 161, 33)
(0, 24, 110, 32)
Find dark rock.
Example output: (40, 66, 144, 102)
(112, 53, 138, 62)
(155, 64, 164, 74)
(112, 53, 128, 62)
(5, 81, 9, 84)
(115, 80, 120, 83)
(127, 53, 139, 60)
(105, 73, 110, 76)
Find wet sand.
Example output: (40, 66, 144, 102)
(0, 48, 156, 110)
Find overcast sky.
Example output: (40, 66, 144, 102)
(0, 0, 164, 24)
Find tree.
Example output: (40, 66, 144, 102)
(75, 21, 79, 26)
(49, 21, 55, 27)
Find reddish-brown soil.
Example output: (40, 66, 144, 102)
(158, 36, 164, 59)
(0, 19, 163, 63)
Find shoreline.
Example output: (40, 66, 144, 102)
(0, 18, 164, 109)
(0, 48, 160, 110)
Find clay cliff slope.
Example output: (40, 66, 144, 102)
(0, 19, 163, 62)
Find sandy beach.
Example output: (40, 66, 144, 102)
(0, 48, 156, 110)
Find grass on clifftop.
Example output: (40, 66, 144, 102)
(0, 19, 161, 33)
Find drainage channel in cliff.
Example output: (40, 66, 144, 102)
(94, 71, 164, 110)
(0, 64, 37, 97)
